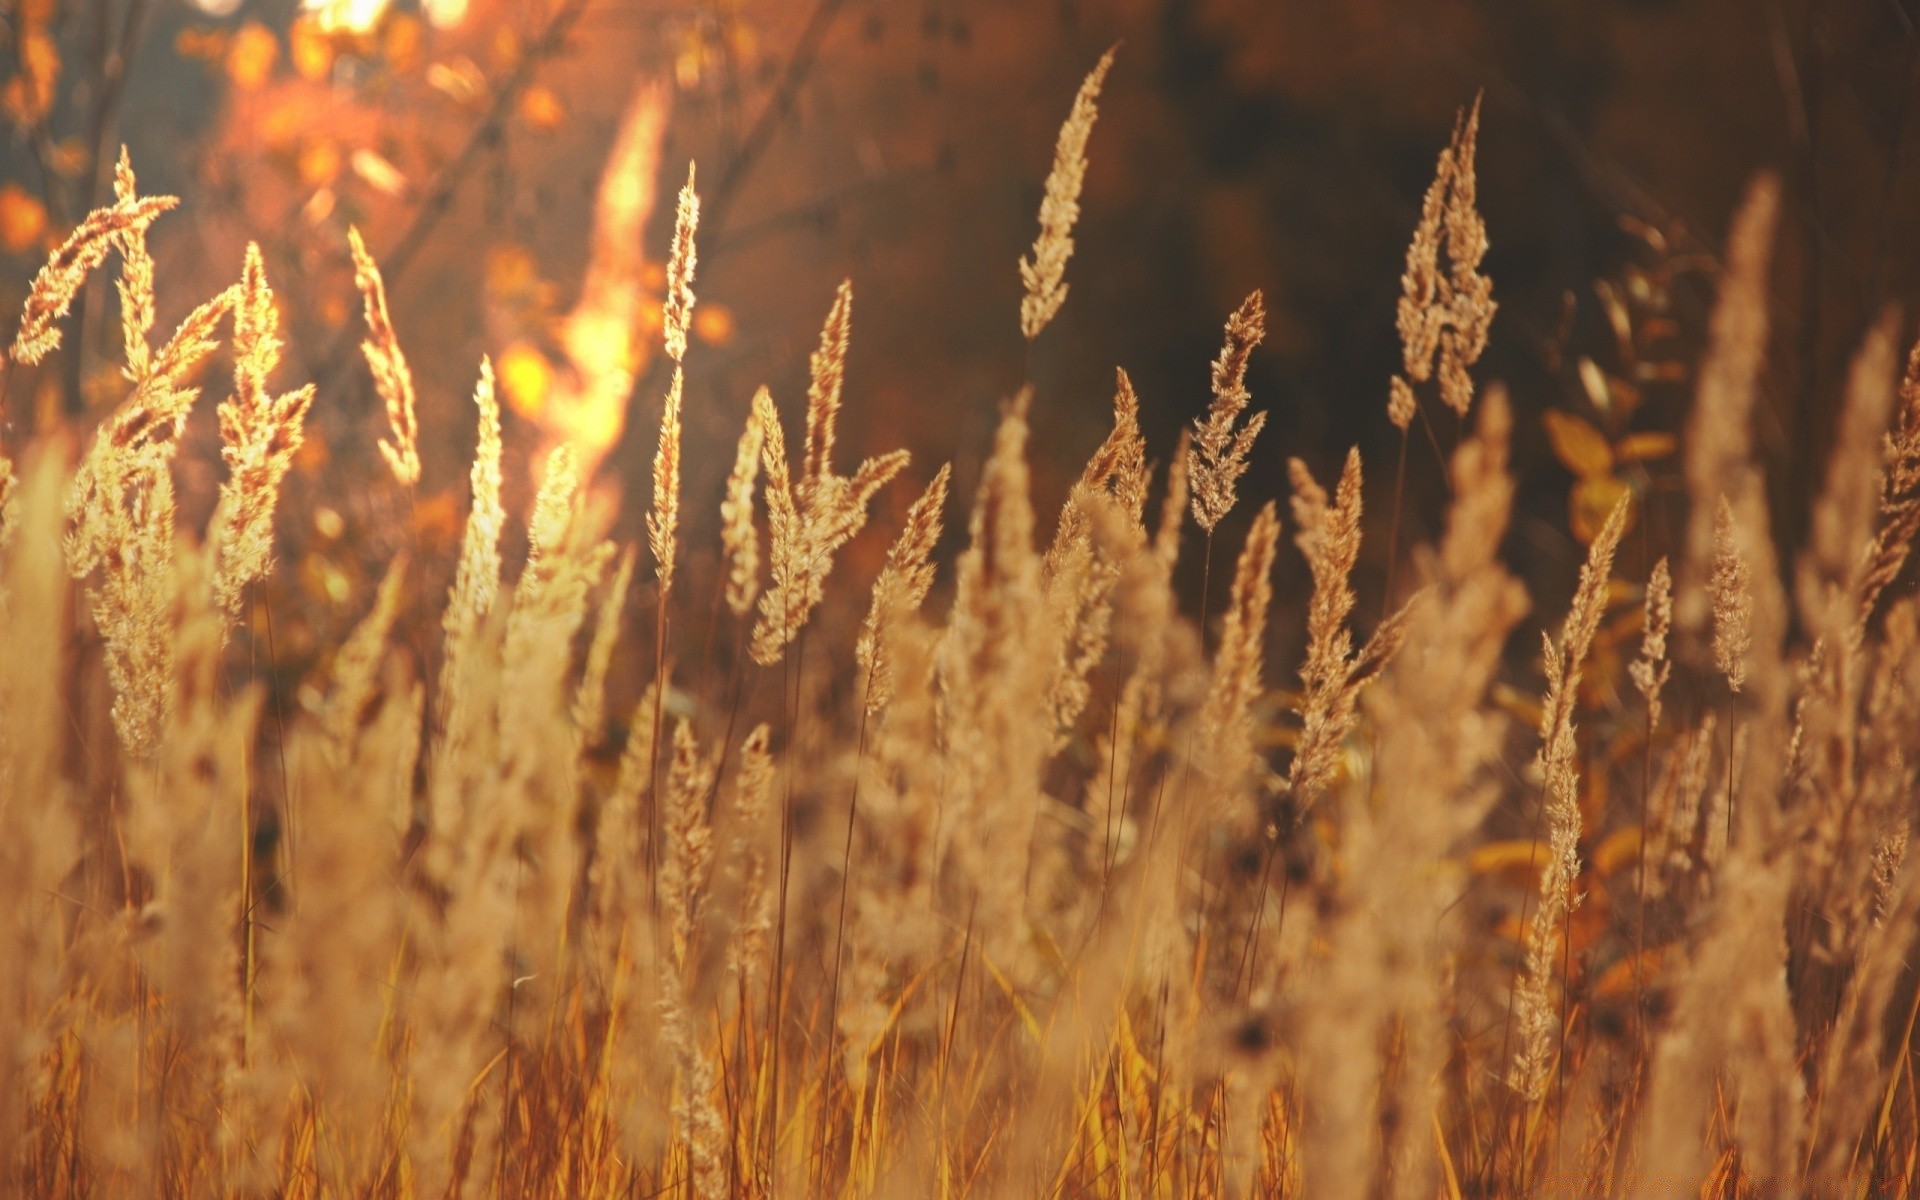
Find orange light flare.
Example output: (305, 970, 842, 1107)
(301, 0, 393, 36)
(535, 81, 670, 481)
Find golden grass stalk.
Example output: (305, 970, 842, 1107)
(1510, 491, 1629, 1101)
(857, 463, 950, 716)
(1632, 556, 1673, 732)
(663, 162, 699, 365)
(1855, 326, 1920, 628)
(1189, 291, 1268, 533)
(1396, 95, 1495, 418)
(1196, 499, 1281, 820)
(573, 544, 636, 750)
(207, 243, 317, 628)
(721, 400, 765, 617)
(750, 293, 910, 664)
(347, 226, 421, 488)
(1710, 494, 1754, 694)
(1041, 374, 1146, 749)
(649, 366, 684, 597)
(1019, 46, 1117, 341)
(112, 149, 158, 380)
(9, 189, 175, 366)
(1306, 388, 1527, 1200)
(67, 285, 237, 754)
(1678, 175, 1779, 637)
(1285, 450, 1366, 812)
(726, 723, 778, 984)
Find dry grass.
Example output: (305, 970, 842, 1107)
(2, 61, 1920, 1200)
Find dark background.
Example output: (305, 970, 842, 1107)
(3, 0, 1915, 652)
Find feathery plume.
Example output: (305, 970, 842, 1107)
(1512, 492, 1629, 1101)
(805, 281, 853, 489)
(1196, 500, 1282, 817)
(1632, 557, 1674, 732)
(1388, 374, 1417, 432)
(1853, 324, 1920, 630)
(208, 243, 317, 627)
(113, 148, 158, 379)
(1286, 450, 1409, 813)
(11, 191, 176, 365)
(442, 359, 504, 663)
(726, 724, 778, 983)
(348, 226, 421, 488)
(749, 318, 911, 665)
(574, 545, 636, 749)
(1019, 46, 1116, 341)
(1678, 175, 1779, 636)
(1189, 291, 1268, 533)
(720, 401, 764, 617)
(1710, 495, 1753, 693)
(1396, 95, 1495, 418)
(662, 162, 699, 364)
(649, 367, 683, 596)
(67, 288, 237, 754)
(322, 557, 408, 746)
(858, 464, 951, 714)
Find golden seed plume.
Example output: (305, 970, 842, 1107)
(1396, 95, 1495, 418)
(1285, 449, 1396, 813)
(1632, 557, 1674, 733)
(208, 243, 317, 627)
(1197, 499, 1282, 812)
(573, 545, 636, 749)
(721, 399, 765, 617)
(858, 463, 951, 714)
(749, 315, 911, 665)
(10, 190, 176, 366)
(1190, 291, 1268, 533)
(648, 366, 683, 596)
(1388, 374, 1417, 432)
(113, 148, 158, 380)
(348, 226, 421, 488)
(1019, 45, 1116, 341)
(1710, 495, 1754, 693)
(662, 161, 699, 364)
(1512, 491, 1629, 1101)
(805, 281, 854, 489)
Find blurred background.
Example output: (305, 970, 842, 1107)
(2, 0, 1915, 667)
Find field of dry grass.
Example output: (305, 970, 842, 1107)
(1, 48, 1918, 1200)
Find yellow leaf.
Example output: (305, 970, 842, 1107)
(1569, 474, 1631, 546)
(1590, 825, 1642, 878)
(226, 22, 279, 90)
(1543, 409, 1614, 480)
(1467, 839, 1547, 883)
(0, 184, 49, 255)
(1615, 431, 1677, 463)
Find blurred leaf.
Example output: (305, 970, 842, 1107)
(1468, 839, 1546, 884)
(1570, 475, 1631, 545)
(1591, 825, 1642, 878)
(1544, 409, 1613, 480)
(1591, 945, 1666, 999)
(1615, 431, 1677, 463)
